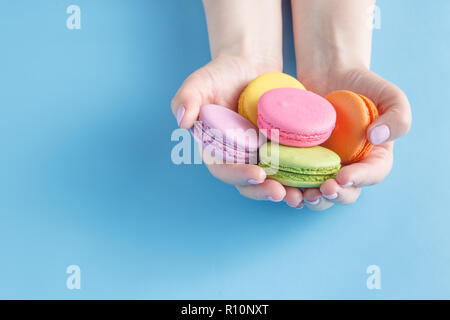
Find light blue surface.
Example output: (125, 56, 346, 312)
(0, 0, 449, 299)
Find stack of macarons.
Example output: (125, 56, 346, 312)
(238, 72, 378, 188)
(191, 72, 378, 189)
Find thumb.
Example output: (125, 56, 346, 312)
(367, 80, 412, 145)
(171, 71, 209, 129)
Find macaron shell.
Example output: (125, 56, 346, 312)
(257, 88, 336, 147)
(198, 104, 260, 152)
(258, 142, 341, 187)
(321, 90, 378, 164)
(258, 164, 338, 188)
(259, 142, 341, 172)
(192, 121, 257, 164)
(238, 72, 305, 126)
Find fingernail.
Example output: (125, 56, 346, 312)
(296, 203, 304, 210)
(267, 196, 282, 202)
(305, 197, 320, 205)
(285, 201, 297, 208)
(341, 182, 354, 188)
(248, 179, 264, 185)
(323, 193, 338, 200)
(176, 106, 185, 127)
(369, 125, 390, 145)
(286, 202, 297, 208)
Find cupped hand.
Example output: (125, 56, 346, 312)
(299, 67, 411, 211)
(171, 55, 304, 208)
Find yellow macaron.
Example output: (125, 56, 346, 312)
(238, 72, 305, 126)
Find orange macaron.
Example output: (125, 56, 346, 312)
(321, 90, 379, 165)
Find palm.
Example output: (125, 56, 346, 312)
(172, 56, 300, 205)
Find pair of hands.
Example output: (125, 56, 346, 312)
(171, 54, 411, 210)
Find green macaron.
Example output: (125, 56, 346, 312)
(258, 142, 341, 188)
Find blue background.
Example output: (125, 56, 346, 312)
(0, 0, 449, 299)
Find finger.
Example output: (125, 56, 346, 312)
(320, 179, 362, 205)
(284, 187, 304, 209)
(236, 179, 286, 201)
(207, 162, 266, 186)
(344, 70, 412, 145)
(303, 188, 334, 211)
(198, 131, 266, 186)
(171, 71, 210, 129)
(368, 79, 412, 145)
(336, 142, 393, 188)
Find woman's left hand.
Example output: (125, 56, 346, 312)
(299, 67, 411, 211)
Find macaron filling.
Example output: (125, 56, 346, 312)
(259, 162, 341, 175)
(258, 113, 333, 145)
(348, 94, 379, 162)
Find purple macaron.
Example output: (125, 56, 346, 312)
(192, 104, 260, 164)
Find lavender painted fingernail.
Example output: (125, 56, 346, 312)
(248, 179, 263, 185)
(323, 193, 338, 200)
(341, 182, 354, 188)
(176, 106, 185, 126)
(305, 197, 320, 205)
(286, 201, 297, 208)
(369, 125, 390, 145)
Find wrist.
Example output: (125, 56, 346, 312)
(296, 41, 371, 78)
(298, 63, 370, 97)
(291, 0, 374, 84)
(203, 0, 283, 71)
(214, 42, 283, 73)
(298, 55, 368, 87)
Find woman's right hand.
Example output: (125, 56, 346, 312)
(171, 54, 305, 208)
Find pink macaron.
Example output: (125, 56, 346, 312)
(257, 88, 336, 147)
(192, 104, 260, 164)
